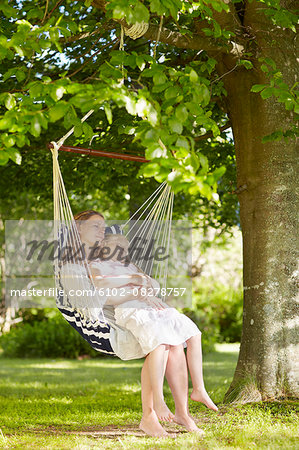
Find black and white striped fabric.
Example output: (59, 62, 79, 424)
(55, 224, 115, 356)
(57, 305, 114, 355)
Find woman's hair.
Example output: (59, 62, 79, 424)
(59, 210, 104, 265)
(74, 210, 104, 222)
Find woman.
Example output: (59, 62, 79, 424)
(65, 210, 217, 437)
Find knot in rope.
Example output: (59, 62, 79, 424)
(124, 22, 149, 40)
(50, 141, 60, 159)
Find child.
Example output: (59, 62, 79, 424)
(89, 233, 218, 421)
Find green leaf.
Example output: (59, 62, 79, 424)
(141, 162, 160, 177)
(261, 64, 269, 73)
(30, 116, 41, 137)
(49, 102, 69, 122)
(29, 82, 44, 98)
(164, 86, 179, 100)
(5, 94, 16, 110)
(185, 152, 199, 172)
(150, 0, 168, 15)
(153, 72, 167, 85)
(50, 86, 65, 101)
(168, 118, 183, 134)
(175, 105, 188, 123)
(82, 122, 94, 139)
(6, 148, 22, 165)
(0, 150, 10, 165)
(3, 68, 15, 82)
(189, 178, 212, 199)
(261, 87, 275, 99)
(189, 69, 198, 83)
(263, 57, 276, 69)
(63, 107, 77, 128)
(74, 124, 83, 137)
(251, 84, 266, 93)
(239, 60, 253, 70)
(198, 153, 209, 173)
(145, 144, 167, 159)
(16, 69, 26, 82)
(175, 136, 189, 150)
(136, 56, 145, 71)
(2, 133, 15, 147)
(197, 84, 210, 106)
(212, 166, 226, 180)
(104, 104, 113, 124)
(133, 1, 150, 22)
(0, 115, 13, 130)
(49, 28, 60, 42)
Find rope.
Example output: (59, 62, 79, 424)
(119, 24, 125, 84)
(124, 21, 149, 40)
(153, 16, 163, 60)
(50, 109, 95, 153)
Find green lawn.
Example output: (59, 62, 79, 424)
(0, 343, 297, 449)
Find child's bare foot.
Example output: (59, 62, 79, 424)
(153, 399, 175, 422)
(190, 388, 218, 411)
(173, 414, 205, 435)
(139, 411, 170, 437)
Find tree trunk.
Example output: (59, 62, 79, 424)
(217, 47, 298, 401)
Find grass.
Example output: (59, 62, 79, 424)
(0, 343, 298, 449)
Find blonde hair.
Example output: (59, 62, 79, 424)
(102, 234, 146, 274)
(102, 233, 129, 247)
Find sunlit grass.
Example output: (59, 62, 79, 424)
(0, 344, 298, 449)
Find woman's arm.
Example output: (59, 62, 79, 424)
(90, 266, 148, 289)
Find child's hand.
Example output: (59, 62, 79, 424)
(145, 296, 166, 310)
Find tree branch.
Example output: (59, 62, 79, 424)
(78, 0, 244, 55)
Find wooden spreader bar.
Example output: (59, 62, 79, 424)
(47, 143, 149, 163)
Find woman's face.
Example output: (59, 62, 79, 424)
(78, 215, 106, 247)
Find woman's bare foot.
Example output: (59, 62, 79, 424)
(139, 411, 170, 438)
(153, 399, 175, 422)
(173, 414, 205, 435)
(190, 388, 218, 411)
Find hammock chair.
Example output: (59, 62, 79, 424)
(50, 111, 174, 355)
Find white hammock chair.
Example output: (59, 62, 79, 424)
(50, 112, 174, 355)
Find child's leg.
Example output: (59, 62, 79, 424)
(146, 344, 174, 422)
(139, 355, 170, 437)
(165, 344, 205, 433)
(186, 333, 218, 411)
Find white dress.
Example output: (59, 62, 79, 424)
(90, 259, 201, 356)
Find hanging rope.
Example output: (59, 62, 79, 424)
(153, 16, 163, 60)
(119, 24, 125, 84)
(50, 109, 94, 153)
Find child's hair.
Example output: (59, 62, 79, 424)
(103, 234, 148, 275)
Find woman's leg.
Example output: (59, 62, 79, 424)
(139, 355, 170, 437)
(165, 345, 205, 433)
(146, 344, 174, 422)
(186, 333, 218, 411)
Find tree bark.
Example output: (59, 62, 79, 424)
(217, 39, 298, 401)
